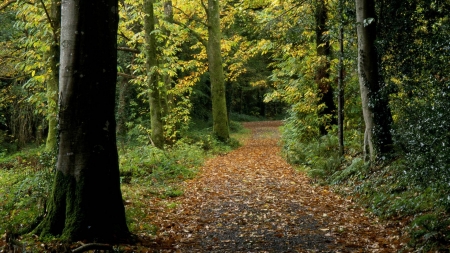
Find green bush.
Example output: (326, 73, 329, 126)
(329, 158, 369, 184)
(409, 214, 450, 251)
(284, 132, 341, 180)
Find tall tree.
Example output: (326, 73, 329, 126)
(315, 0, 337, 135)
(35, 0, 129, 241)
(337, 0, 345, 156)
(207, 0, 229, 141)
(144, 0, 164, 149)
(160, 0, 173, 119)
(44, 0, 61, 152)
(355, 0, 392, 161)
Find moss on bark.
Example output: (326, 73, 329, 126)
(35, 169, 128, 242)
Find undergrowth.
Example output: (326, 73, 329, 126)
(0, 120, 248, 241)
(0, 147, 55, 236)
(285, 129, 450, 251)
(119, 121, 245, 234)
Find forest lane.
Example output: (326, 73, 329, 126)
(140, 121, 404, 252)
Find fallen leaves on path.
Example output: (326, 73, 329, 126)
(129, 121, 406, 252)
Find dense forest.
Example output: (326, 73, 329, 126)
(1, 0, 449, 251)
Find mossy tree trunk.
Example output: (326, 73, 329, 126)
(356, 0, 393, 162)
(207, 0, 229, 142)
(144, 0, 164, 149)
(45, 0, 61, 152)
(315, 0, 337, 135)
(36, 0, 129, 242)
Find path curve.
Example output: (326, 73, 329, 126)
(144, 121, 405, 252)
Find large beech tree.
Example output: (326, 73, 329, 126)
(36, 0, 129, 241)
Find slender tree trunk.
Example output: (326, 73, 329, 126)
(45, 0, 61, 152)
(161, 0, 173, 118)
(315, 0, 336, 135)
(35, 0, 129, 241)
(356, 0, 393, 162)
(144, 0, 164, 149)
(116, 76, 130, 138)
(338, 1, 345, 156)
(207, 0, 229, 141)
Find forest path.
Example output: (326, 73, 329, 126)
(138, 121, 404, 252)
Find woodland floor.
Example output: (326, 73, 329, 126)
(1, 121, 408, 252)
(122, 121, 406, 252)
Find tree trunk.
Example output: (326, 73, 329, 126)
(315, 0, 336, 135)
(338, 0, 344, 156)
(45, 0, 61, 152)
(35, 0, 129, 241)
(144, 0, 164, 149)
(161, 0, 173, 119)
(116, 76, 130, 138)
(356, 0, 392, 162)
(207, 0, 229, 141)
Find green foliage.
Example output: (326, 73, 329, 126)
(379, 0, 450, 189)
(119, 142, 201, 185)
(329, 158, 368, 184)
(409, 214, 450, 251)
(0, 147, 55, 235)
(329, 156, 450, 250)
(285, 129, 342, 179)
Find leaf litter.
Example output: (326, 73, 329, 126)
(0, 121, 407, 252)
(128, 121, 406, 252)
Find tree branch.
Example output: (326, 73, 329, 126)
(172, 5, 208, 27)
(0, 75, 26, 80)
(118, 47, 140, 53)
(118, 31, 131, 41)
(72, 243, 113, 253)
(38, 0, 58, 44)
(171, 19, 207, 48)
(118, 72, 136, 79)
(0, 0, 17, 11)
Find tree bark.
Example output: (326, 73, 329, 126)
(116, 76, 130, 138)
(207, 0, 229, 141)
(356, 0, 392, 162)
(315, 0, 336, 135)
(45, 0, 61, 152)
(144, 0, 164, 149)
(36, 0, 129, 241)
(161, 0, 173, 119)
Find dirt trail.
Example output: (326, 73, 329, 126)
(140, 121, 405, 252)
